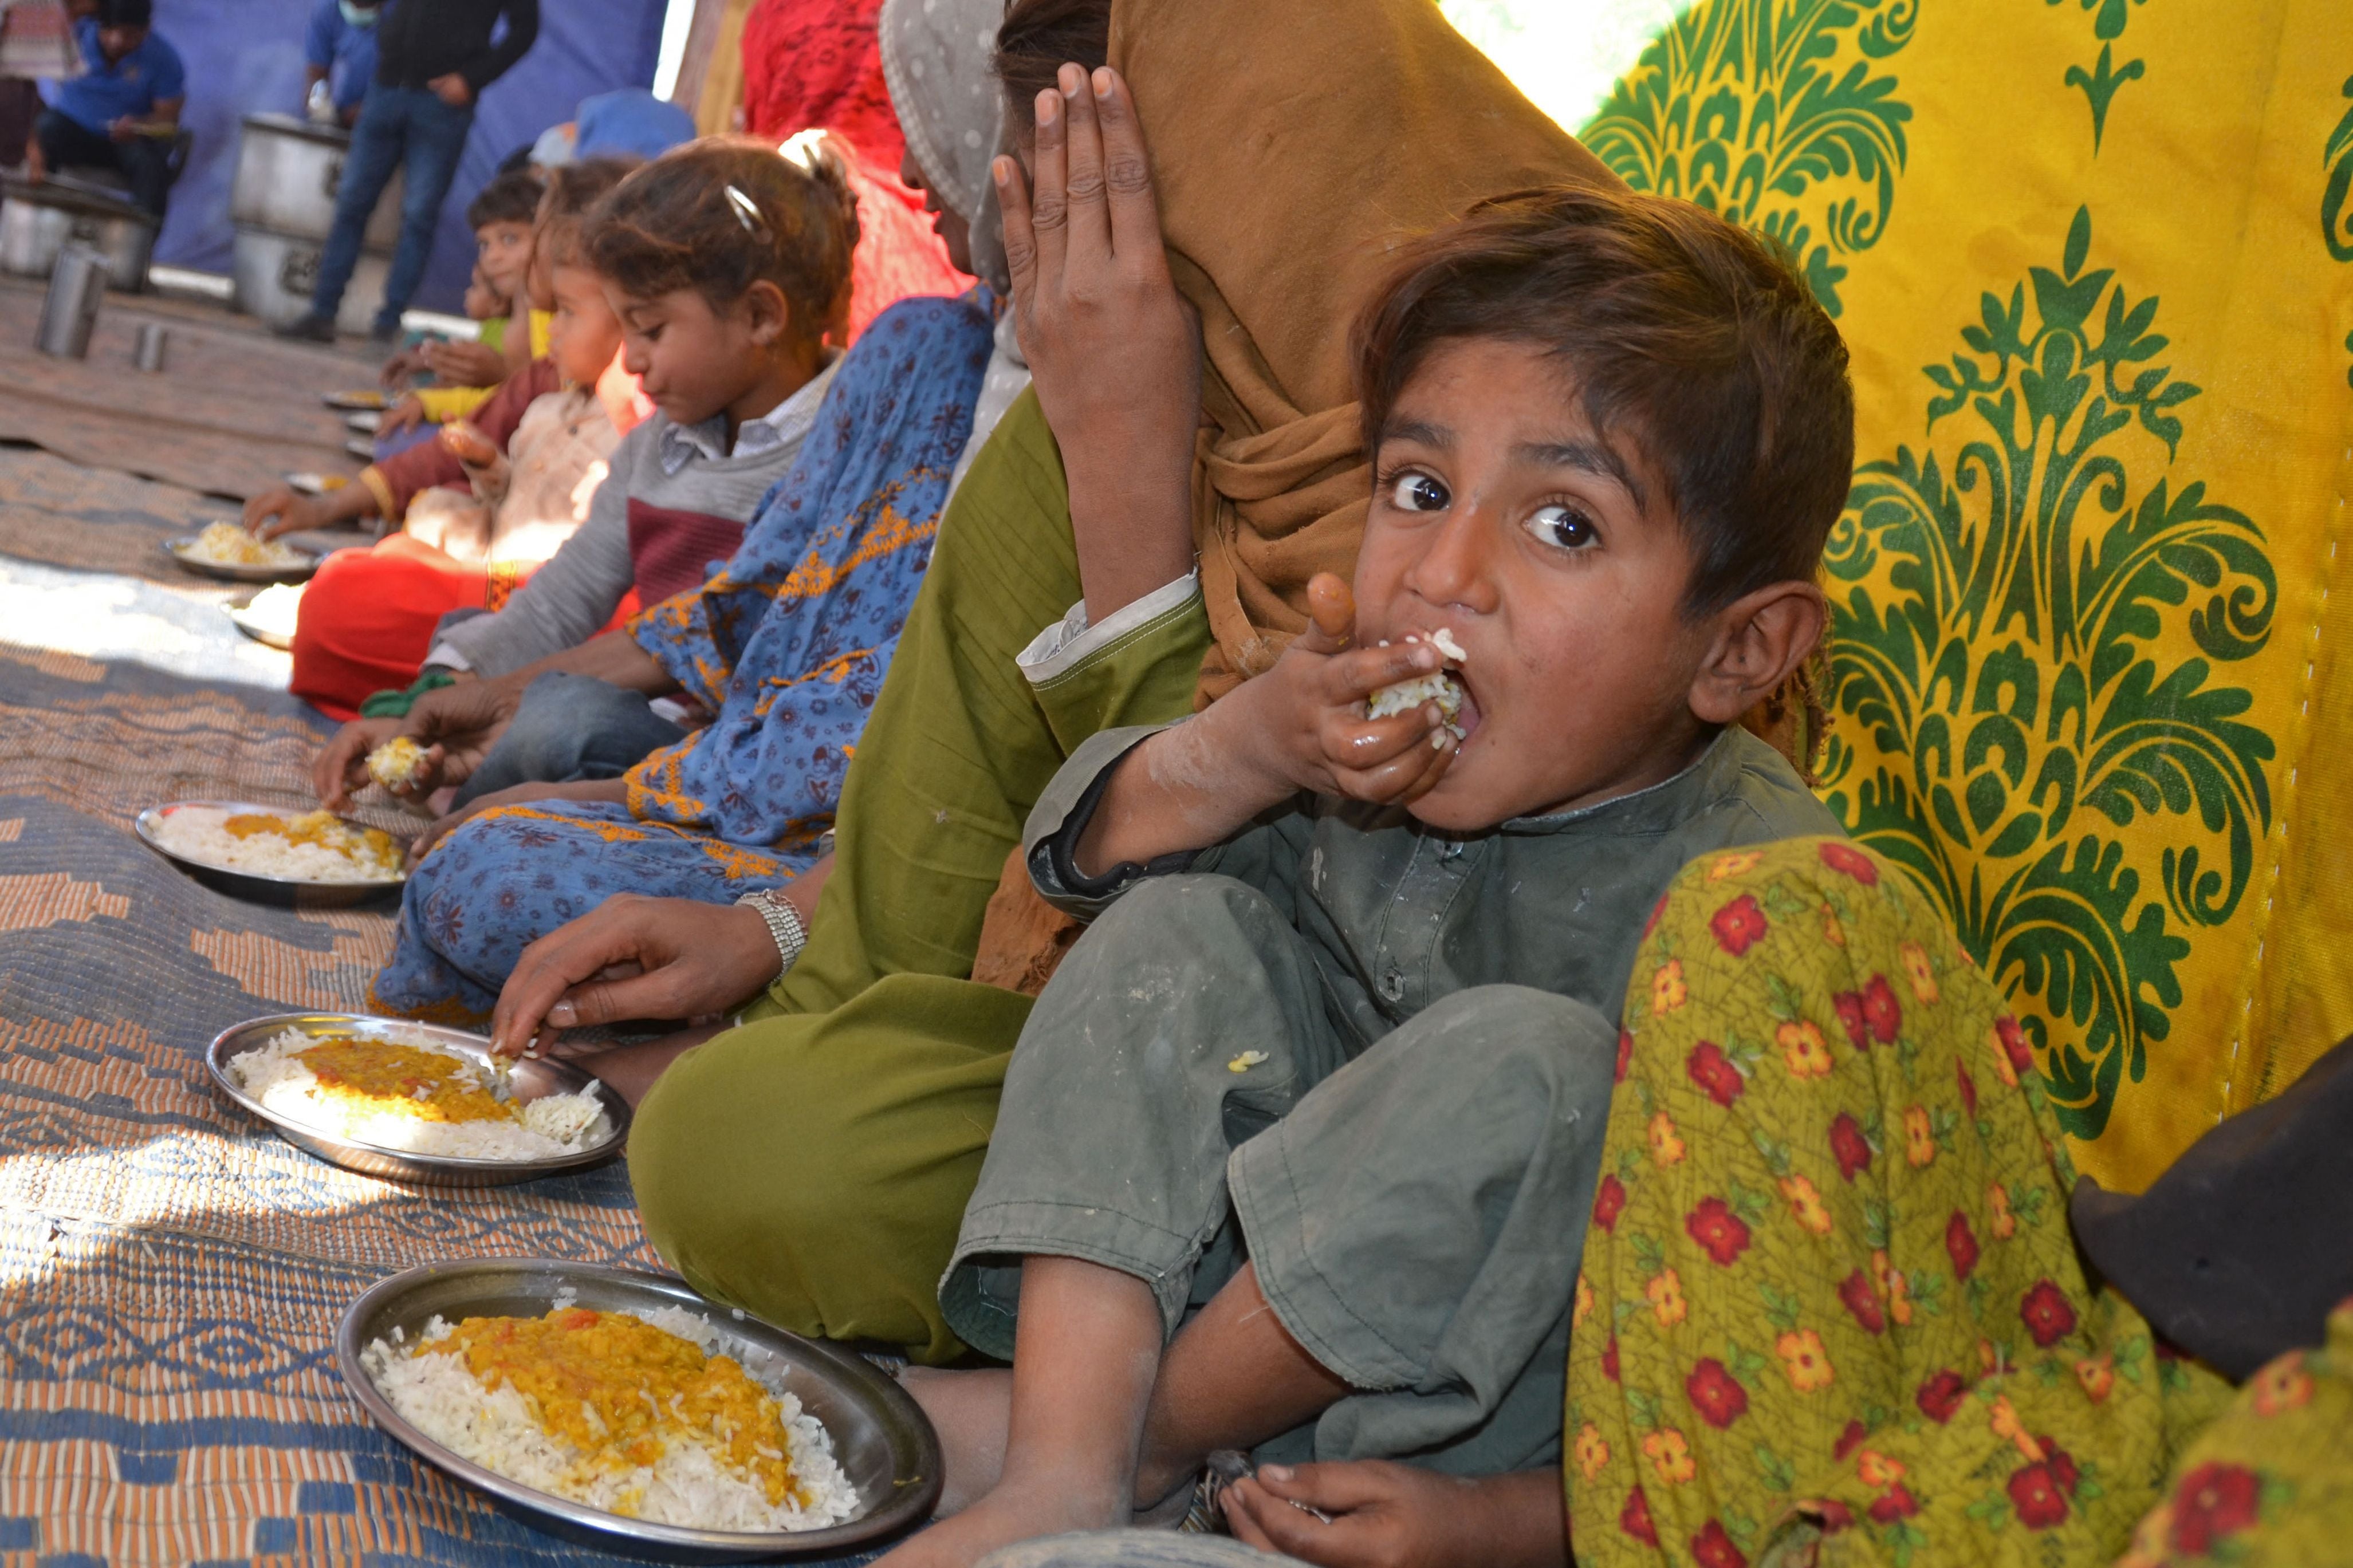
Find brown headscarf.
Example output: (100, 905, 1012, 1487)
(1111, 0, 1620, 702)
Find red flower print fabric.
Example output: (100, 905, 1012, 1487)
(1564, 838, 2232, 1568)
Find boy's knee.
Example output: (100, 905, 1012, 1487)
(1384, 984, 1619, 1110)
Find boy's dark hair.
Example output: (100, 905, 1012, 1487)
(94, 0, 151, 27)
(540, 157, 637, 269)
(585, 137, 859, 337)
(1355, 185, 1856, 616)
(996, 0, 1111, 125)
(466, 169, 546, 233)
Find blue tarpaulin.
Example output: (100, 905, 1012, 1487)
(150, 0, 668, 312)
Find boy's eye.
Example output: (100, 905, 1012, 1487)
(1525, 504, 1599, 551)
(1388, 472, 1449, 513)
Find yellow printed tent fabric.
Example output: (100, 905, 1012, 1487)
(1581, 0, 2353, 1191)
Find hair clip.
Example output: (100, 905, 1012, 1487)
(726, 184, 768, 237)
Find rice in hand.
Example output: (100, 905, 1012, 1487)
(153, 805, 404, 883)
(367, 736, 429, 791)
(182, 520, 308, 568)
(1366, 627, 1469, 735)
(362, 1306, 860, 1531)
(229, 1030, 611, 1160)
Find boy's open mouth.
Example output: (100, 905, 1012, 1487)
(1449, 675, 1484, 744)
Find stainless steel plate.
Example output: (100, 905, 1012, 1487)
(137, 799, 404, 904)
(325, 389, 389, 412)
(339, 1259, 939, 1559)
(162, 534, 319, 583)
(285, 471, 353, 497)
(208, 1012, 629, 1187)
(345, 409, 383, 433)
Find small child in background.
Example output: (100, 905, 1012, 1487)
(377, 168, 548, 438)
(253, 161, 644, 718)
(308, 136, 863, 794)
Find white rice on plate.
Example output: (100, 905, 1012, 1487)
(228, 1027, 611, 1160)
(151, 804, 404, 883)
(179, 519, 309, 568)
(361, 1305, 861, 1531)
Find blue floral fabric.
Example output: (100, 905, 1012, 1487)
(372, 293, 997, 1021)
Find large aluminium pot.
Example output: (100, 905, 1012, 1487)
(231, 225, 391, 337)
(0, 175, 156, 291)
(230, 112, 404, 251)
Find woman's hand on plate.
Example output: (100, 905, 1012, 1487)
(489, 895, 784, 1059)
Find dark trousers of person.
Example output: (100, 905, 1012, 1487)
(34, 109, 174, 219)
(311, 85, 473, 331)
(448, 672, 687, 809)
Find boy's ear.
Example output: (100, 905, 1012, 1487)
(1687, 581, 1827, 727)
(742, 279, 792, 348)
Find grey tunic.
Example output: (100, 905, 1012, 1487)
(940, 722, 1841, 1474)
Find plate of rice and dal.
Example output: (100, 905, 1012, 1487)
(207, 1013, 629, 1185)
(163, 520, 319, 582)
(137, 799, 406, 903)
(324, 388, 391, 412)
(341, 1259, 940, 1558)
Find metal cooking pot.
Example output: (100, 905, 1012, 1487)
(0, 176, 156, 291)
(231, 112, 404, 252)
(230, 226, 391, 337)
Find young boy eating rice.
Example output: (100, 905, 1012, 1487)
(883, 138, 1854, 1566)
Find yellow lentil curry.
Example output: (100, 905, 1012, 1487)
(222, 809, 400, 869)
(296, 1038, 510, 1125)
(426, 1309, 809, 1510)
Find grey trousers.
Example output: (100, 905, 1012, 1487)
(941, 874, 1616, 1473)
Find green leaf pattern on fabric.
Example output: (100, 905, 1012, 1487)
(1817, 207, 2277, 1141)
(1577, 0, 1916, 315)
(2047, 0, 2150, 150)
(2327, 75, 2353, 386)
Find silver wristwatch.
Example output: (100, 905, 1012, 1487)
(737, 888, 808, 977)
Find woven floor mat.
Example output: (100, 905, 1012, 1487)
(0, 539, 898, 1565)
(0, 278, 371, 502)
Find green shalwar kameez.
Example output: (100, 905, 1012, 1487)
(938, 720, 1843, 1471)
(627, 391, 1213, 1362)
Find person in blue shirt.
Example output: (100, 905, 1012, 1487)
(304, 0, 385, 129)
(25, 0, 186, 220)
(276, 0, 539, 344)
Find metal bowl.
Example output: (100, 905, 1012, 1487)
(136, 799, 401, 907)
(339, 1259, 940, 1559)
(162, 534, 319, 584)
(208, 1012, 631, 1187)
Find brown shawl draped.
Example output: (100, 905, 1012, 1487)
(1110, 0, 1620, 702)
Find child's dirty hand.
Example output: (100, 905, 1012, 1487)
(1227, 1460, 1565, 1568)
(378, 393, 428, 439)
(242, 485, 325, 542)
(439, 420, 497, 466)
(423, 337, 507, 389)
(1256, 573, 1459, 808)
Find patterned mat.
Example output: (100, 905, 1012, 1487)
(0, 463, 889, 1563)
(0, 277, 369, 502)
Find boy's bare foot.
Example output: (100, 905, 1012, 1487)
(897, 1367, 1013, 1515)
